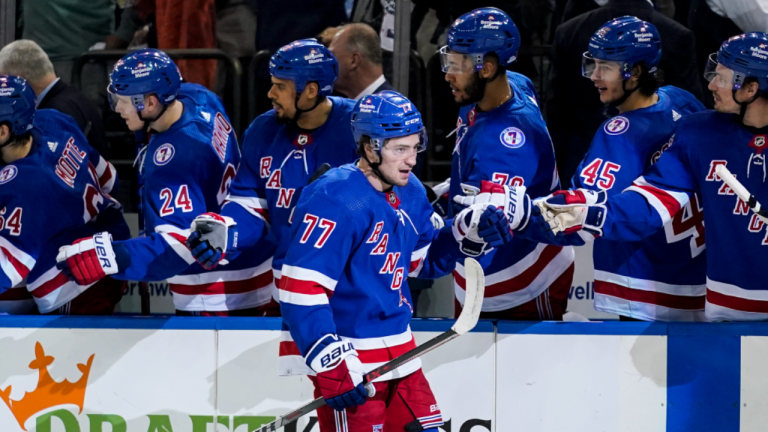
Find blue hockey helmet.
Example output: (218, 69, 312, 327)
(351, 91, 426, 152)
(270, 39, 338, 97)
(441, 7, 521, 73)
(583, 16, 662, 81)
(108, 49, 182, 112)
(0, 75, 36, 136)
(705, 32, 768, 92)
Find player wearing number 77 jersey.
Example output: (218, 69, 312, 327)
(0, 75, 130, 314)
(57, 50, 277, 316)
(528, 33, 768, 322)
(280, 91, 511, 431)
(537, 18, 707, 321)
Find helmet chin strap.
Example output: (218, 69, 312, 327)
(465, 66, 505, 108)
(138, 101, 171, 136)
(609, 79, 640, 108)
(362, 146, 397, 190)
(732, 89, 761, 124)
(291, 90, 325, 124)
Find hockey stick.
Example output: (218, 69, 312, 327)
(254, 258, 485, 432)
(716, 165, 768, 218)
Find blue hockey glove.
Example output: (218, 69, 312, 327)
(186, 213, 239, 269)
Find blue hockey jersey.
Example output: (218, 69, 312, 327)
(0, 109, 128, 313)
(448, 71, 574, 312)
(596, 110, 768, 321)
(110, 83, 276, 312)
(222, 96, 359, 295)
(569, 86, 708, 321)
(279, 163, 465, 379)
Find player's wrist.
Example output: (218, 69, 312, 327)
(305, 334, 359, 374)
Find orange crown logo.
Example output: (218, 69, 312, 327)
(0, 342, 94, 430)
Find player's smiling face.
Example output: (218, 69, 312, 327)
(444, 50, 483, 105)
(378, 134, 420, 187)
(590, 59, 624, 104)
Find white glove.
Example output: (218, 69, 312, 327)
(453, 181, 531, 231)
(186, 213, 238, 268)
(431, 178, 450, 202)
(534, 189, 607, 236)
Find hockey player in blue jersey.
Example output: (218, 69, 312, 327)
(505, 33, 768, 322)
(518, 18, 708, 321)
(57, 49, 277, 316)
(184, 39, 360, 316)
(278, 91, 511, 431)
(440, 7, 574, 320)
(0, 75, 129, 315)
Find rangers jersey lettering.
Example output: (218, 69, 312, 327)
(0, 109, 128, 313)
(110, 83, 276, 312)
(279, 164, 465, 379)
(222, 96, 359, 294)
(598, 110, 768, 321)
(569, 86, 708, 321)
(449, 71, 574, 312)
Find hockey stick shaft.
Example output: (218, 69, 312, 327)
(255, 328, 461, 432)
(716, 165, 767, 218)
(255, 258, 485, 432)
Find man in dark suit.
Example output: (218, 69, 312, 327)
(329, 23, 395, 101)
(0, 40, 109, 157)
(547, 0, 703, 187)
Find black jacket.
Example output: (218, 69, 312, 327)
(546, 0, 704, 187)
(38, 80, 109, 157)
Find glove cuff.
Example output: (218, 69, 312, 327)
(306, 334, 359, 373)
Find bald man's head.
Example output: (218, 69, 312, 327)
(331, 23, 383, 67)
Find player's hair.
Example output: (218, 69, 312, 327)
(0, 121, 32, 148)
(742, 77, 768, 100)
(356, 135, 371, 156)
(634, 61, 664, 97)
(337, 23, 383, 67)
(0, 40, 55, 83)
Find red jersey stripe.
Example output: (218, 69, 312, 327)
(356, 336, 416, 363)
(1, 246, 31, 280)
(455, 245, 563, 298)
(595, 280, 705, 310)
(632, 183, 682, 218)
(31, 271, 69, 298)
(707, 288, 768, 313)
(171, 272, 273, 295)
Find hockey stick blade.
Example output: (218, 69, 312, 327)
(255, 258, 485, 432)
(716, 165, 767, 218)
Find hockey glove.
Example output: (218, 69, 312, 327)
(309, 335, 371, 411)
(534, 189, 607, 236)
(186, 213, 239, 269)
(453, 181, 531, 231)
(430, 178, 451, 218)
(453, 204, 513, 257)
(56, 232, 117, 285)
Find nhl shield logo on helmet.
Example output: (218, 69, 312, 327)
(604, 116, 630, 135)
(499, 127, 525, 148)
(0, 165, 18, 184)
(154, 143, 175, 166)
